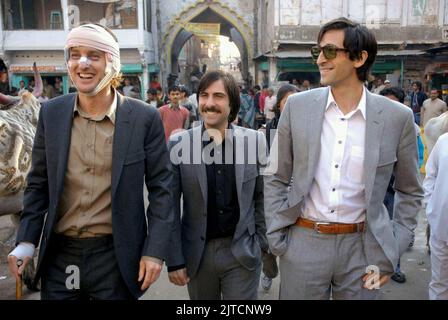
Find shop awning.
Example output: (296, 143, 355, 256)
(121, 63, 142, 73)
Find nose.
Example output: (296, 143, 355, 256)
(79, 56, 91, 69)
(203, 95, 215, 107)
(316, 49, 327, 65)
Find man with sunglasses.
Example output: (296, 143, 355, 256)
(265, 17, 423, 299)
(7, 24, 173, 299)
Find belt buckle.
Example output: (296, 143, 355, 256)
(314, 222, 331, 234)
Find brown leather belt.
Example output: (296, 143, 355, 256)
(295, 217, 365, 234)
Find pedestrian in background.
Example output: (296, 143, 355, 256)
(424, 132, 448, 299)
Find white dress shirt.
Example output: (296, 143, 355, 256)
(424, 132, 448, 242)
(302, 86, 367, 223)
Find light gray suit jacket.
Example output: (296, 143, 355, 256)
(264, 87, 423, 270)
(166, 124, 268, 277)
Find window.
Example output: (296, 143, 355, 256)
(279, 0, 301, 26)
(2, 0, 63, 30)
(68, 0, 138, 29)
(145, 0, 152, 31)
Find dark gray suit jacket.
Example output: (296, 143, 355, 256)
(166, 125, 268, 277)
(16, 93, 173, 298)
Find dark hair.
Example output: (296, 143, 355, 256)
(197, 70, 240, 122)
(412, 81, 422, 91)
(168, 85, 180, 94)
(178, 85, 190, 96)
(273, 84, 299, 118)
(317, 17, 377, 82)
(379, 87, 405, 103)
(253, 85, 261, 91)
(147, 88, 157, 95)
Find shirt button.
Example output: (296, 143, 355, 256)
(219, 210, 224, 214)
(338, 141, 342, 144)
(217, 170, 222, 175)
(200, 236, 205, 241)
(331, 210, 335, 213)
(332, 188, 336, 192)
(335, 164, 339, 168)
(340, 118, 345, 121)
(217, 190, 223, 195)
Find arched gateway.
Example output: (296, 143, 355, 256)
(160, 0, 254, 88)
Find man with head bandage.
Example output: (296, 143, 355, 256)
(8, 24, 174, 300)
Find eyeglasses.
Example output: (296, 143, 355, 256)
(310, 45, 349, 61)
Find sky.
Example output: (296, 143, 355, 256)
(219, 36, 241, 64)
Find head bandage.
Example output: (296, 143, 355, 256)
(65, 24, 121, 96)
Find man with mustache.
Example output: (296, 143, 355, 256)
(166, 70, 268, 299)
(264, 17, 423, 299)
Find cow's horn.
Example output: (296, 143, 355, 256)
(31, 62, 43, 98)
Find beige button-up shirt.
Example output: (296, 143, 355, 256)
(55, 92, 117, 237)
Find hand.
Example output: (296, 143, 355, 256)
(362, 271, 390, 290)
(138, 256, 162, 291)
(168, 268, 190, 286)
(7, 255, 32, 282)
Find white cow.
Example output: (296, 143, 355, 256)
(0, 64, 42, 291)
(0, 63, 42, 216)
(424, 111, 448, 155)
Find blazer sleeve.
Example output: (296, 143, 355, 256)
(392, 110, 424, 256)
(141, 109, 174, 260)
(165, 136, 185, 268)
(254, 131, 268, 252)
(263, 97, 295, 256)
(16, 105, 49, 246)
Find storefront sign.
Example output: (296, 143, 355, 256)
(9, 65, 66, 73)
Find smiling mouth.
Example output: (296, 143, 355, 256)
(78, 73, 94, 79)
(203, 109, 221, 114)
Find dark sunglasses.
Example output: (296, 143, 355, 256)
(311, 45, 349, 61)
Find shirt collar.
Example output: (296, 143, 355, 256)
(325, 85, 367, 119)
(73, 89, 117, 124)
(201, 122, 234, 146)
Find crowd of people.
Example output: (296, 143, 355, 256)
(4, 17, 448, 301)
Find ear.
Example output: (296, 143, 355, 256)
(353, 50, 368, 69)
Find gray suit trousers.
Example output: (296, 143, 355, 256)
(279, 226, 383, 300)
(187, 237, 261, 300)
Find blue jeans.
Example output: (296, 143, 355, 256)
(414, 112, 420, 126)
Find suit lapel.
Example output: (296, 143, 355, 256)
(55, 94, 76, 203)
(233, 126, 244, 205)
(364, 92, 385, 205)
(111, 94, 133, 198)
(192, 126, 208, 202)
(307, 88, 328, 180)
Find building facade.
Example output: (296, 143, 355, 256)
(0, 0, 159, 98)
(256, 0, 448, 91)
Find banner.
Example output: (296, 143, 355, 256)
(185, 23, 220, 36)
